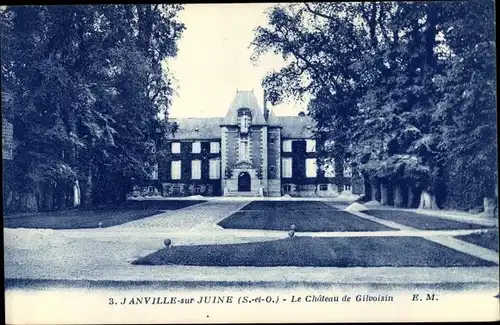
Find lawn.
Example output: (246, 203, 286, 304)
(241, 201, 338, 211)
(363, 210, 492, 230)
(3, 200, 205, 229)
(218, 201, 394, 232)
(456, 230, 499, 252)
(133, 236, 496, 267)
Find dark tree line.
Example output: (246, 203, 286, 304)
(1, 5, 184, 212)
(251, 1, 496, 213)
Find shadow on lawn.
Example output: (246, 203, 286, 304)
(456, 230, 499, 252)
(133, 236, 496, 267)
(3, 200, 205, 229)
(218, 200, 395, 232)
(363, 210, 492, 230)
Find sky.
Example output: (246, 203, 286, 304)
(166, 3, 307, 118)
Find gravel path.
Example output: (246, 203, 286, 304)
(107, 201, 248, 231)
(4, 200, 499, 285)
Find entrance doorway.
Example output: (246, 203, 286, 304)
(238, 172, 251, 192)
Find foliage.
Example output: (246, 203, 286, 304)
(1, 5, 185, 210)
(251, 1, 496, 209)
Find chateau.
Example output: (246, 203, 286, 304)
(151, 90, 356, 197)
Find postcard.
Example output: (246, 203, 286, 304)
(3, 2, 499, 324)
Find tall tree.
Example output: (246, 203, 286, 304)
(251, 1, 496, 211)
(433, 0, 497, 212)
(1, 5, 184, 212)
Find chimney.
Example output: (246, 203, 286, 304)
(263, 89, 269, 121)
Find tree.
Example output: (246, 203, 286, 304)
(433, 0, 497, 212)
(252, 1, 496, 211)
(1, 5, 185, 212)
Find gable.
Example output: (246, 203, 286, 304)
(222, 91, 267, 125)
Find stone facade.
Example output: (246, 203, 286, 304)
(152, 90, 360, 197)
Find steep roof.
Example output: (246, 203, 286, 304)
(222, 90, 267, 125)
(270, 115, 316, 138)
(167, 115, 316, 140)
(168, 117, 223, 140)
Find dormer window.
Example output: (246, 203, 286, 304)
(238, 108, 252, 134)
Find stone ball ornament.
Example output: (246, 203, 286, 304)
(164, 238, 172, 247)
(290, 224, 296, 230)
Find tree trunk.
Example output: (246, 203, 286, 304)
(370, 177, 380, 202)
(119, 179, 129, 203)
(418, 190, 439, 209)
(394, 183, 405, 207)
(82, 165, 93, 207)
(40, 181, 55, 212)
(483, 197, 496, 217)
(363, 174, 371, 200)
(380, 181, 389, 205)
(334, 159, 344, 193)
(387, 182, 394, 206)
(5, 189, 13, 210)
(407, 186, 417, 208)
(18, 192, 38, 213)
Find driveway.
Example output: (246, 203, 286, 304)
(4, 200, 499, 287)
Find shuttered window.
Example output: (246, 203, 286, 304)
(171, 161, 181, 180)
(151, 163, 158, 180)
(306, 139, 316, 152)
(324, 161, 335, 177)
(282, 158, 292, 178)
(306, 158, 317, 178)
(344, 164, 352, 177)
(282, 140, 292, 152)
(191, 160, 201, 179)
(210, 142, 220, 153)
(171, 142, 181, 153)
(209, 159, 220, 179)
(192, 141, 201, 153)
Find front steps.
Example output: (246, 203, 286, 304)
(224, 191, 262, 197)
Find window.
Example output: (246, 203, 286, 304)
(171, 142, 181, 154)
(306, 158, 317, 178)
(171, 161, 181, 180)
(319, 184, 328, 191)
(150, 162, 158, 180)
(344, 184, 352, 191)
(344, 164, 352, 177)
(192, 141, 201, 153)
(210, 142, 220, 153)
(191, 160, 201, 179)
(306, 139, 316, 152)
(209, 158, 220, 179)
(282, 157, 292, 178)
(324, 161, 335, 178)
(239, 138, 250, 161)
(282, 140, 292, 152)
(283, 184, 292, 193)
(238, 110, 251, 133)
